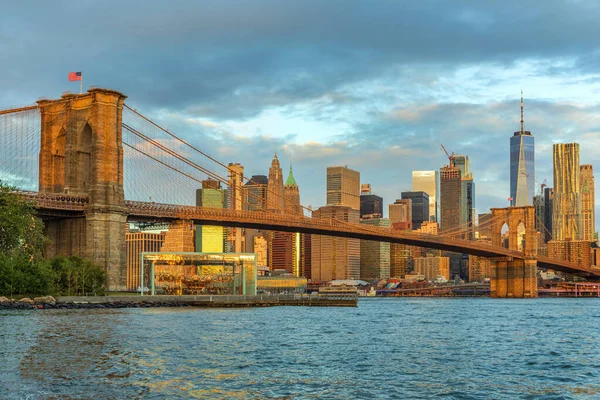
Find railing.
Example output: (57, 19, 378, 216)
(126, 200, 523, 257)
(18, 190, 89, 211)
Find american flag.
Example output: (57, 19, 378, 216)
(508, 197, 513, 201)
(68, 72, 82, 81)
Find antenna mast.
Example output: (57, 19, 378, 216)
(520, 90, 524, 134)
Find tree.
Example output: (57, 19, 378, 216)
(0, 182, 46, 260)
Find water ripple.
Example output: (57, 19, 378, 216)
(1, 298, 600, 399)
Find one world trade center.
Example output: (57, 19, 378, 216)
(510, 92, 535, 206)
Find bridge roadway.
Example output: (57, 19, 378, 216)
(24, 191, 600, 277)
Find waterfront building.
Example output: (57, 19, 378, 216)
(580, 164, 595, 242)
(311, 205, 360, 280)
(510, 92, 535, 206)
(227, 163, 245, 252)
(326, 166, 360, 210)
(552, 143, 582, 240)
(195, 179, 226, 253)
(140, 252, 257, 296)
(440, 164, 462, 234)
(413, 256, 450, 281)
(468, 237, 492, 282)
(468, 256, 492, 283)
(401, 191, 429, 229)
(126, 231, 165, 291)
(412, 170, 438, 222)
(252, 232, 268, 269)
(548, 239, 592, 268)
(390, 243, 411, 278)
(360, 218, 391, 280)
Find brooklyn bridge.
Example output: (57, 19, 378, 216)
(1, 88, 598, 297)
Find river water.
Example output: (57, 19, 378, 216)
(2, 298, 600, 399)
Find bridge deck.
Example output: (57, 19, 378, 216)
(21, 192, 600, 277)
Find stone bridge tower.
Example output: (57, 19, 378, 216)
(489, 206, 538, 298)
(37, 89, 128, 291)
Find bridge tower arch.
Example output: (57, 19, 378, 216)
(489, 206, 538, 298)
(37, 89, 128, 291)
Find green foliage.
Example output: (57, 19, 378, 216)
(0, 182, 46, 260)
(48, 256, 106, 296)
(0, 182, 105, 296)
(0, 255, 106, 297)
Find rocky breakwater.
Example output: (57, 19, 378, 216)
(0, 296, 192, 309)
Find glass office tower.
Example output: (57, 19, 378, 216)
(510, 93, 535, 206)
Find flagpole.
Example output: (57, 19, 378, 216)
(80, 73, 83, 94)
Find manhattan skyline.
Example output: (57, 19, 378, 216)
(2, 1, 600, 221)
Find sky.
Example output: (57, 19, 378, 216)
(2, 0, 600, 223)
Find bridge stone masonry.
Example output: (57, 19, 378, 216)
(2, 88, 599, 295)
(489, 207, 538, 298)
(37, 89, 129, 290)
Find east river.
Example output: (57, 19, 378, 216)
(2, 298, 600, 399)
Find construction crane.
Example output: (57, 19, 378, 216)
(520, 172, 547, 195)
(441, 144, 455, 167)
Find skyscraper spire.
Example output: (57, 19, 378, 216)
(520, 90, 524, 134)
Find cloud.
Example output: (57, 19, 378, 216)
(3, 1, 600, 227)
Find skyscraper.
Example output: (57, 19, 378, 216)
(544, 187, 554, 242)
(311, 205, 360, 280)
(454, 155, 476, 239)
(580, 164, 595, 242)
(401, 191, 429, 229)
(244, 175, 268, 211)
(283, 165, 302, 276)
(440, 164, 462, 233)
(227, 163, 244, 252)
(195, 179, 226, 253)
(389, 199, 412, 230)
(326, 166, 360, 210)
(267, 154, 285, 211)
(510, 92, 535, 206)
(552, 143, 582, 240)
(360, 218, 391, 280)
(412, 171, 438, 222)
(360, 194, 384, 218)
(268, 156, 296, 273)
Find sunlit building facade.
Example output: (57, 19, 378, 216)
(311, 206, 360, 281)
(552, 143, 582, 240)
(580, 164, 595, 242)
(510, 94, 535, 206)
(227, 163, 245, 252)
(196, 179, 227, 253)
(414, 256, 450, 281)
(359, 218, 391, 280)
(440, 165, 462, 234)
(326, 166, 360, 210)
(412, 170, 438, 222)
